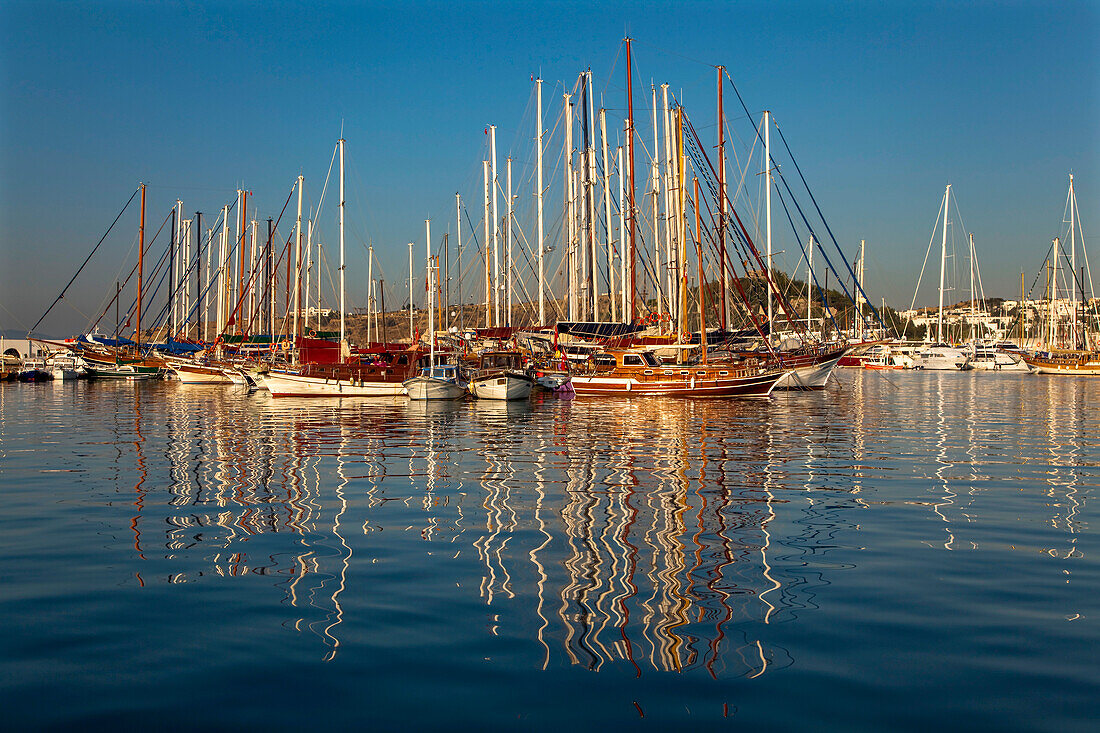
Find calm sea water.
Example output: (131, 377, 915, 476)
(0, 371, 1096, 731)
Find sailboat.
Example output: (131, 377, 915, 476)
(1024, 175, 1100, 374)
(911, 184, 973, 371)
(265, 138, 422, 397)
(404, 220, 468, 400)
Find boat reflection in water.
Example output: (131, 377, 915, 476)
(111, 370, 1087, 677)
(121, 385, 865, 677)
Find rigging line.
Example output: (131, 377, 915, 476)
(29, 187, 139, 336)
(771, 118, 884, 327)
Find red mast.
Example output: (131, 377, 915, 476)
(626, 37, 637, 323)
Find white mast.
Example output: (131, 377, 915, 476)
(483, 160, 491, 326)
(367, 246, 374, 344)
(600, 107, 614, 322)
(490, 125, 500, 327)
(173, 200, 182, 335)
(456, 192, 463, 330)
(1070, 174, 1077, 349)
(536, 77, 545, 326)
(764, 110, 773, 339)
(937, 184, 950, 343)
(586, 69, 598, 321)
(806, 235, 814, 331)
(969, 232, 976, 342)
(204, 226, 212, 342)
(652, 85, 663, 323)
(857, 239, 866, 340)
(564, 94, 575, 321)
(426, 219, 434, 366)
(182, 217, 191, 337)
(1051, 237, 1060, 347)
(408, 241, 415, 342)
(661, 84, 676, 323)
(305, 216, 313, 330)
(217, 204, 229, 335)
(506, 156, 513, 326)
(338, 138, 346, 351)
(293, 175, 304, 345)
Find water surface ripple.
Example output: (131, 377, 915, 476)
(0, 371, 1096, 730)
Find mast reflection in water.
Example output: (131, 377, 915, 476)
(0, 372, 1095, 729)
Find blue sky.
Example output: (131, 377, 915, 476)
(1, 0, 1097, 336)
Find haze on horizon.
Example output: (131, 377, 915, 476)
(1, 0, 1096, 338)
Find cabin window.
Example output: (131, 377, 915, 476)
(642, 352, 661, 367)
(623, 354, 643, 366)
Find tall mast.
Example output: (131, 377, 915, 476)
(586, 69, 598, 320)
(857, 239, 866, 340)
(694, 176, 706, 364)
(661, 84, 675, 327)
(536, 77, 545, 326)
(937, 184, 950, 343)
(339, 137, 346, 351)
(408, 241, 415, 342)
(506, 156, 513, 326)
(564, 93, 575, 321)
(968, 233, 975, 342)
(618, 145, 626, 320)
(168, 204, 177, 337)
(764, 110, 773, 339)
(293, 174, 304, 343)
(203, 224, 211, 342)
(717, 66, 728, 330)
(599, 107, 614, 322)
(426, 219, 434, 365)
(678, 106, 688, 337)
(651, 84, 663, 324)
(218, 204, 229, 335)
(490, 124, 500, 327)
(806, 236, 814, 331)
(367, 247, 374, 344)
(456, 192, 463, 331)
(626, 37, 637, 323)
(238, 190, 248, 334)
(1051, 237, 1060, 346)
(249, 218, 257, 331)
(1069, 174, 1077, 349)
(135, 183, 146, 346)
(483, 160, 491, 327)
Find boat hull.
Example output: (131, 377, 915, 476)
(167, 362, 235, 384)
(571, 370, 783, 397)
(468, 372, 534, 400)
(403, 376, 467, 400)
(265, 370, 408, 397)
(772, 353, 844, 390)
(1024, 352, 1100, 375)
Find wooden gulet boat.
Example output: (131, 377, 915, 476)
(571, 349, 786, 397)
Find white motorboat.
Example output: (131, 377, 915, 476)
(918, 344, 973, 371)
(468, 351, 534, 400)
(403, 364, 467, 400)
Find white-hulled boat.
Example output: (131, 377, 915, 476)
(770, 347, 846, 390)
(970, 347, 1031, 371)
(918, 344, 973, 371)
(403, 226, 466, 401)
(468, 351, 534, 400)
(404, 364, 467, 400)
(165, 357, 234, 384)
